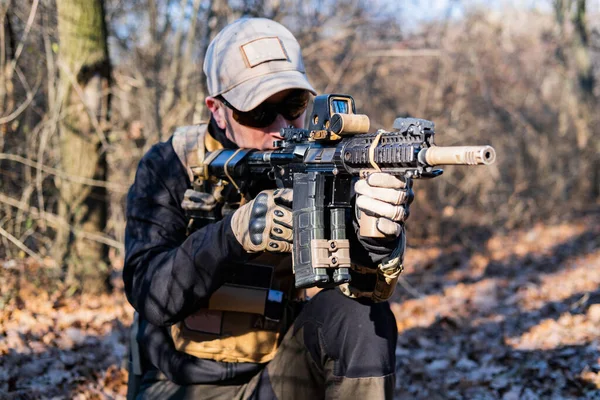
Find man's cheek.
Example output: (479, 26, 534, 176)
(253, 132, 270, 149)
(261, 137, 275, 150)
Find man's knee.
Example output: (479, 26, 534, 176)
(294, 288, 397, 378)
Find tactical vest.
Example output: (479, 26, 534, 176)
(170, 124, 299, 364)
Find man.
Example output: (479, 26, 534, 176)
(124, 17, 413, 399)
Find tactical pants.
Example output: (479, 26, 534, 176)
(136, 288, 398, 400)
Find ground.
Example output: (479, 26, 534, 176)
(1, 213, 599, 399)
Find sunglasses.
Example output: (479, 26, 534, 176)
(217, 90, 310, 128)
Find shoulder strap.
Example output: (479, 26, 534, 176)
(172, 123, 224, 184)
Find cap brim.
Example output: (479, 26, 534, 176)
(221, 70, 317, 112)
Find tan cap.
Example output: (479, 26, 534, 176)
(203, 18, 317, 112)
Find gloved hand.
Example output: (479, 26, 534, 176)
(354, 172, 413, 238)
(230, 189, 293, 253)
(343, 172, 414, 302)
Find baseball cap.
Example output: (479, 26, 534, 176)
(203, 18, 317, 112)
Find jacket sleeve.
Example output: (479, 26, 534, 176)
(349, 218, 404, 267)
(123, 141, 249, 326)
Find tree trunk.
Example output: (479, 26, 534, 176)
(0, 1, 15, 144)
(569, 0, 598, 200)
(553, 0, 598, 202)
(192, 0, 232, 124)
(55, 0, 112, 294)
(180, 0, 202, 108)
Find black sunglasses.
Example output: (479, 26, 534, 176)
(217, 90, 310, 128)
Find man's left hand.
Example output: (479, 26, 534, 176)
(354, 172, 414, 238)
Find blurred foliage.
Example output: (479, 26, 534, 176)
(0, 0, 598, 270)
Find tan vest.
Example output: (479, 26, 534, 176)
(170, 124, 297, 364)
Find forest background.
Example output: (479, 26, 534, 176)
(1, 0, 599, 399)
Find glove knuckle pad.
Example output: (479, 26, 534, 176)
(251, 193, 270, 218)
(249, 218, 267, 246)
(247, 193, 275, 246)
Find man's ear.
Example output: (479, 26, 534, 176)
(206, 96, 227, 130)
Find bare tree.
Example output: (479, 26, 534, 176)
(1, 0, 15, 147)
(1, 0, 597, 272)
(554, 0, 598, 199)
(55, 0, 112, 293)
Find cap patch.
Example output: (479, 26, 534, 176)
(241, 37, 289, 68)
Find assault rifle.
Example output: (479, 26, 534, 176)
(203, 94, 496, 289)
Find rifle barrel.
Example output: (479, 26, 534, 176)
(418, 145, 496, 166)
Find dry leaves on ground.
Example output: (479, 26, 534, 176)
(1, 213, 599, 399)
(392, 213, 600, 399)
(0, 266, 133, 399)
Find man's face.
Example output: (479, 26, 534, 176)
(206, 89, 307, 150)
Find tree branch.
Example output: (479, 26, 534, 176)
(0, 225, 44, 263)
(0, 192, 124, 250)
(0, 153, 128, 193)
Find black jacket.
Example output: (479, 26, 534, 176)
(123, 120, 401, 384)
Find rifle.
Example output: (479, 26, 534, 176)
(203, 94, 496, 289)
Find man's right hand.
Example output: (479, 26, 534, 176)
(230, 189, 293, 253)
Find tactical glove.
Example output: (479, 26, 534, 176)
(343, 172, 414, 302)
(230, 189, 293, 253)
(354, 172, 413, 237)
